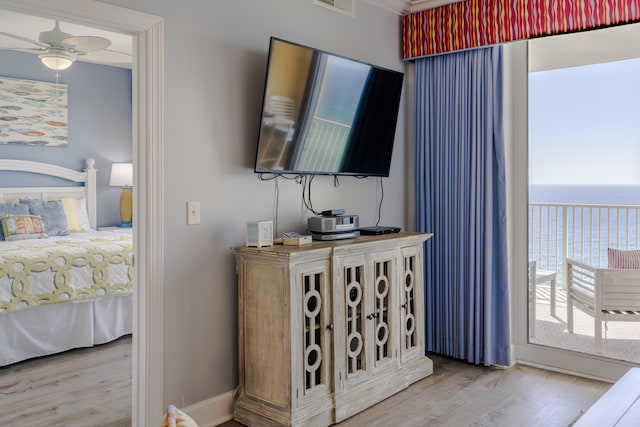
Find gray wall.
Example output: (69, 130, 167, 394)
(0, 50, 132, 227)
(105, 0, 406, 407)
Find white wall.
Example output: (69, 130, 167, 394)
(103, 0, 406, 407)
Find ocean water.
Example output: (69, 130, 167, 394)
(529, 184, 640, 270)
(529, 184, 640, 205)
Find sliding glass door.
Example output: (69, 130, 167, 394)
(508, 24, 640, 380)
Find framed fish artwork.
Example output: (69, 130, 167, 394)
(0, 75, 68, 147)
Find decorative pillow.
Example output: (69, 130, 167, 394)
(60, 198, 83, 232)
(76, 197, 92, 231)
(20, 199, 69, 236)
(1, 214, 47, 241)
(0, 202, 30, 240)
(608, 248, 640, 269)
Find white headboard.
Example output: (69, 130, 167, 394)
(0, 158, 97, 229)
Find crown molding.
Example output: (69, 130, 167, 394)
(364, 0, 464, 15)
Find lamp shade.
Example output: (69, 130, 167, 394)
(110, 163, 133, 187)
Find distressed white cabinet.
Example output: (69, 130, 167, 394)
(233, 232, 433, 426)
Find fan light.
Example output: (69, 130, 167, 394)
(39, 50, 75, 71)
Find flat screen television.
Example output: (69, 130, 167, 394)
(254, 37, 404, 177)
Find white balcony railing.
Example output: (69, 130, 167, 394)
(294, 117, 351, 172)
(529, 202, 640, 286)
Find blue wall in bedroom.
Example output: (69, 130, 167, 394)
(0, 50, 132, 228)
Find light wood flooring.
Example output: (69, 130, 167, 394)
(0, 339, 612, 427)
(223, 354, 612, 427)
(0, 335, 132, 427)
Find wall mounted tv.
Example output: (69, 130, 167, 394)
(254, 37, 404, 177)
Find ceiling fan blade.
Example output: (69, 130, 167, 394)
(0, 31, 48, 50)
(63, 35, 110, 53)
(80, 49, 131, 64)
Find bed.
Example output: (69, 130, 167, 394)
(0, 158, 133, 366)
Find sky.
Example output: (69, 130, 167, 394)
(528, 57, 640, 185)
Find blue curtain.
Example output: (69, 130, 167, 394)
(414, 45, 511, 366)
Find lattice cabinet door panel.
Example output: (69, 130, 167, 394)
(399, 245, 422, 361)
(368, 250, 399, 376)
(292, 260, 334, 413)
(398, 244, 432, 384)
(333, 253, 370, 391)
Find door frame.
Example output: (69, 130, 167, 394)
(0, 0, 165, 425)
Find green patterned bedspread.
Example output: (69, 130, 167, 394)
(0, 232, 133, 314)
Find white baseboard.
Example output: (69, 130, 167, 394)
(182, 389, 235, 427)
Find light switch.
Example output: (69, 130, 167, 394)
(187, 201, 200, 225)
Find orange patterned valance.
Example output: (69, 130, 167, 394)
(402, 0, 640, 60)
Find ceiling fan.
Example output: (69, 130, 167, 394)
(0, 21, 131, 70)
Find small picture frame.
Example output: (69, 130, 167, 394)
(246, 220, 273, 248)
(313, 0, 355, 17)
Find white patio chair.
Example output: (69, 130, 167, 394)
(528, 260, 558, 338)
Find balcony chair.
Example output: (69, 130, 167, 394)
(528, 260, 558, 338)
(566, 255, 640, 352)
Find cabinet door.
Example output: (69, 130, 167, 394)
(334, 254, 369, 390)
(399, 245, 425, 362)
(334, 250, 399, 391)
(292, 260, 333, 410)
(368, 250, 398, 376)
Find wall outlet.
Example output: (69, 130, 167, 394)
(187, 201, 200, 225)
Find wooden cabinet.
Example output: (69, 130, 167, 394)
(233, 232, 433, 427)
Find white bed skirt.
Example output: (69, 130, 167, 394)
(0, 295, 132, 367)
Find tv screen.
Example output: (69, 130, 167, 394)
(254, 38, 404, 177)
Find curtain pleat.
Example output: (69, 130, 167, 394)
(414, 46, 510, 366)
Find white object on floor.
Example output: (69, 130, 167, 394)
(573, 367, 640, 426)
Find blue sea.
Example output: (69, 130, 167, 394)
(529, 184, 640, 205)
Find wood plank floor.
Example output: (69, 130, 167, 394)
(222, 354, 612, 427)
(0, 340, 612, 427)
(0, 336, 132, 427)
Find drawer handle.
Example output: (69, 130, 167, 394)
(366, 313, 379, 320)
(326, 324, 334, 331)
(401, 303, 408, 309)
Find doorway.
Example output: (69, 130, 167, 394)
(510, 24, 640, 381)
(0, 1, 164, 425)
(527, 45, 640, 363)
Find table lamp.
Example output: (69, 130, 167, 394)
(110, 163, 133, 227)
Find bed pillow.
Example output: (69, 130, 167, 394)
(0, 202, 30, 240)
(60, 198, 83, 232)
(1, 214, 47, 241)
(76, 197, 92, 231)
(20, 199, 69, 236)
(608, 248, 640, 269)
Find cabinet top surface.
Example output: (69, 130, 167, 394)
(232, 231, 433, 257)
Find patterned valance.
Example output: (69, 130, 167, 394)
(402, 0, 640, 60)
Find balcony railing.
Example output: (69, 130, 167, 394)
(294, 117, 351, 172)
(529, 202, 640, 286)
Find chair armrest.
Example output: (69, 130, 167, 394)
(567, 258, 596, 273)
